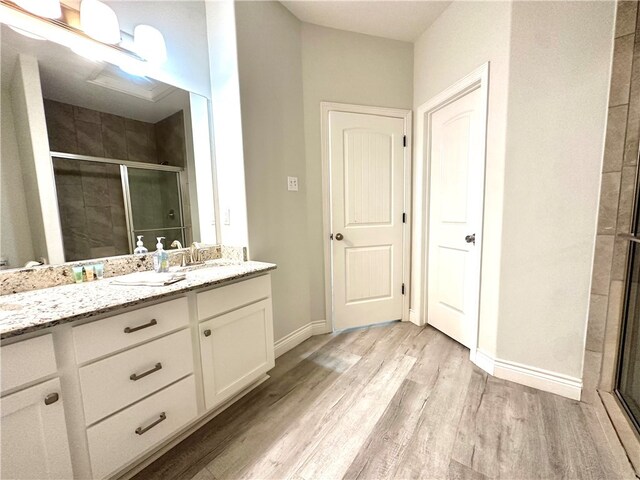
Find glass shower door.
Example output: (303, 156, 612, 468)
(127, 168, 186, 252)
(617, 179, 640, 430)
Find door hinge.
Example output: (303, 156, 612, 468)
(403, 135, 407, 147)
(329, 233, 333, 240)
(401, 283, 405, 295)
(402, 212, 406, 223)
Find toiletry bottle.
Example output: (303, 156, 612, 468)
(134, 235, 148, 255)
(153, 237, 169, 273)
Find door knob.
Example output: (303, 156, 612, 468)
(203, 329, 211, 337)
(335, 233, 344, 241)
(465, 234, 476, 245)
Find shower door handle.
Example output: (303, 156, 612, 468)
(619, 233, 640, 244)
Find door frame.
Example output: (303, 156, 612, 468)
(413, 63, 489, 361)
(320, 102, 412, 332)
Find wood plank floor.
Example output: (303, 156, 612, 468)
(134, 322, 635, 480)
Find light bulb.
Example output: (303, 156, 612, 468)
(80, 0, 121, 45)
(133, 25, 167, 65)
(14, 0, 61, 19)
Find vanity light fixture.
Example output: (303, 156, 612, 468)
(14, 0, 60, 18)
(80, 0, 120, 44)
(133, 24, 167, 65)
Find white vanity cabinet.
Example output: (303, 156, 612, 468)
(197, 275, 275, 411)
(0, 336, 73, 480)
(0, 271, 275, 480)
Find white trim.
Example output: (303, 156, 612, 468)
(493, 358, 582, 400)
(274, 323, 313, 358)
(409, 308, 420, 326)
(413, 63, 490, 363)
(311, 319, 331, 336)
(472, 349, 495, 375)
(273, 320, 331, 358)
(320, 102, 412, 332)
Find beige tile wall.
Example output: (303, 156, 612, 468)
(584, 0, 640, 401)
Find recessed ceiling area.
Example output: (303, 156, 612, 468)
(280, 1, 452, 42)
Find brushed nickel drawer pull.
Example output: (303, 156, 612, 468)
(130, 362, 163, 381)
(135, 412, 166, 435)
(44, 393, 59, 405)
(124, 319, 157, 334)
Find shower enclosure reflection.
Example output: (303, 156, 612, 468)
(0, 23, 217, 268)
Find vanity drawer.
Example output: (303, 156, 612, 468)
(197, 274, 271, 321)
(87, 375, 197, 479)
(1, 334, 57, 393)
(73, 297, 189, 364)
(79, 329, 193, 425)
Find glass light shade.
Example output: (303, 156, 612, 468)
(14, 0, 61, 18)
(80, 0, 121, 44)
(133, 25, 167, 65)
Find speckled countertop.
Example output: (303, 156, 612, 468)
(0, 260, 276, 340)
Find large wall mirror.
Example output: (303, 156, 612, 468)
(0, 23, 217, 269)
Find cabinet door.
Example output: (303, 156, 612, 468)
(199, 299, 274, 410)
(1, 378, 73, 479)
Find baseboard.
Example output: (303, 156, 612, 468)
(472, 349, 495, 375)
(409, 309, 421, 326)
(493, 358, 582, 400)
(311, 319, 330, 335)
(274, 323, 313, 358)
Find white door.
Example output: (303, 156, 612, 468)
(427, 88, 484, 348)
(329, 111, 406, 330)
(0, 378, 73, 479)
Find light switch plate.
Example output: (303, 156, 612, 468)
(287, 176, 299, 191)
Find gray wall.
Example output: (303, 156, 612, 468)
(235, 1, 311, 342)
(497, 1, 615, 379)
(235, 2, 414, 342)
(301, 23, 414, 324)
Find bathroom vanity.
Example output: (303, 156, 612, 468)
(0, 261, 276, 479)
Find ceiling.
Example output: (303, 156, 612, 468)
(280, 1, 452, 42)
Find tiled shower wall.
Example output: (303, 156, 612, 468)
(584, 1, 640, 402)
(53, 158, 129, 261)
(43, 100, 188, 261)
(43, 99, 186, 168)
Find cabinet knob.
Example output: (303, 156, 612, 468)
(44, 393, 59, 405)
(203, 329, 211, 337)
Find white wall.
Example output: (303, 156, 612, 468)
(10, 54, 64, 264)
(301, 23, 414, 325)
(235, 1, 311, 342)
(497, 1, 615, 379)
(412, 1, 513, 356)
(206, 0, 249, 247)
(413, 1, 615, 384)
(1, 87, 34, 268)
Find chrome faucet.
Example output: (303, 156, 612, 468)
(190, 242, 203, 264)
(170, 240, 188, 267)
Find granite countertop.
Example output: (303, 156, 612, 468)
(0, 260, 276, 340)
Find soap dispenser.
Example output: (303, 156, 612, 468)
(153, 237, 169, 273)
(134, 235, 148, 255)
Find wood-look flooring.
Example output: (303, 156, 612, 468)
(134, 322, 635, 480)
